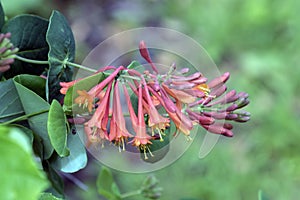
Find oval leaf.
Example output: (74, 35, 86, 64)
(46, 10, 75, 102)
(14, 74, 46, 99)
(1, 14, 49, 78)
(48, 99, 69, 157)
(0, 126, 49, 200)
(13, 78, 54, 159)
(51, 131, 87, 173)
(0, 79, 24, 123)
(96, 167, 121, 200)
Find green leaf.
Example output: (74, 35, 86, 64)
(51, 132, 87, 173)
(1, 0, 45, 15)
(0, 79, 24, 123)
(0, 2, 5, 29)
(48, 100, 69, 157)
(46, 10, 75, 102)
(111, 183, 121, 197)
(14, 74, 46, 99)
(96, 167, 121, 200)
(126, 60, 142, 69)
(63, 72, 106, 112)
(1, 14, 49, 78)
(13, 78, 54, 159)
(258, 190, 269, 200)
(130, 91, 139, 116)
(39, 193, 64, 200)
(0, 125, 49, 200)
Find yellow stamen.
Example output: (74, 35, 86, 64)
(186, 135, 193, 141)
(146, 146, 154, 157)
(156, 127, 164, 142)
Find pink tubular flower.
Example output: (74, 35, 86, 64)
(85, 81, 113, 144)
(123, 83, 153, 159)
(142, 77, 169, 141)
(59, 66, 119, 95)
(88, 66, 124, 96)
(162, 83, 196, 104)
(71, 66, 124, 112)
(147, 86, 193, 136)
(59, 80, 78, 94)
(109, 81, 133, 151)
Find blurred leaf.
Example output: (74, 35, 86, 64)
(13, 78, 54, 159)
(0, 2, 4, 29)
(111, 183, 121, 197)
(0, 79, 24, 123)
(46, 10, 75, 102)
(51, 132, 87, 173)
(48, 100, 69, 157)
(39, 193, 64, 200)
(258, 190, 269, 200)
(10, 124, 34, 145)
(97, 167, 121, 200)
(0, 125, 49, 200)
(1, 0, 44, 15)
(180, 199, 201, 200)
(14, 74, 46, 99)
(1, 14, 49, 78)
(97, 167, 114, 195)
(43, 160, 64, 196)
(63, 72, 106, 112)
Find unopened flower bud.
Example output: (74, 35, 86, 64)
(0, 32, 19, 73)
(203, 123, 233, 137)
(141, 175, 162, 200)
(226, 104, 239, 112)
(236, 98, 250, 109)
(208, 72, 230, 89)
(180, 67, 189, 74)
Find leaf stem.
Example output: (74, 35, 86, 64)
(0, 111, 25, 120)
(1, 109, 49, 125)
(65, 61, 97, 73)
(15, 55, 98, 73)
(15, 55, 49, 65)
(120, 190, 142, 199)
(120, 74, 141, 81)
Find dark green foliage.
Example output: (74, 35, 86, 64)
(0, 79, 24, 123)
(1, 15, 49, 78)
(46, 11, 75, 102)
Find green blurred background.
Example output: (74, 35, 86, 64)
(2, 0, 299, 199)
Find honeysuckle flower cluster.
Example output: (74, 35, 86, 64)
(61, 41, 250, 159)
(0, 33, 19, 73)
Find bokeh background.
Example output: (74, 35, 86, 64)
(2, 0, 299, 199)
